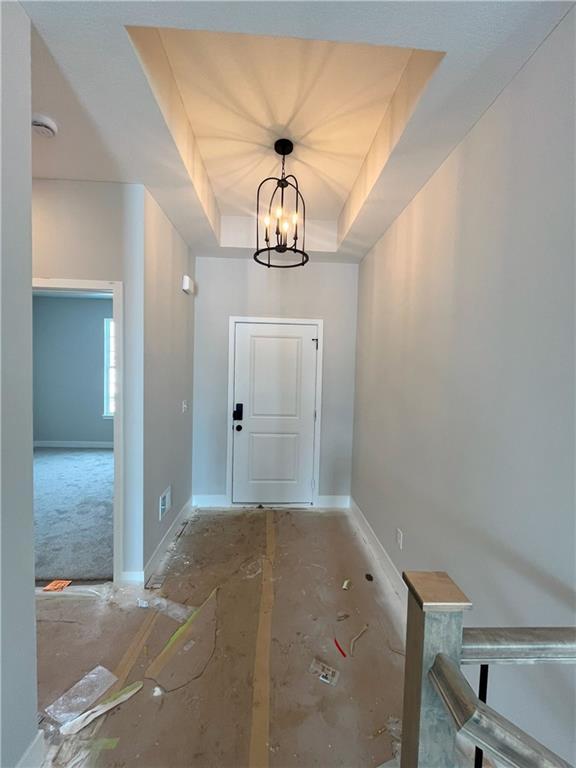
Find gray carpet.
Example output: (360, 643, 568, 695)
(34, 448, 113, 580)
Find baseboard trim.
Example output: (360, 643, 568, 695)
(143, 497, 193, 583)
(192, 494, 229, 508)
(117, 570, 145, 585)
(347, 498, 407, 640)
(192, 494, 350, 509)
(16, 730, 45, 768)
(317, 495, 350, 508)
(34, 441, 113, 449)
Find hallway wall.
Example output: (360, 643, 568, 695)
(352, 10, 575, 761)
(143, 190, 194, 564)
(192, 257, 358, 499)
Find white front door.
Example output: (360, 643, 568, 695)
(231, 321, 319, 504)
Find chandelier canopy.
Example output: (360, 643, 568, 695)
(254, 138, 308, 268)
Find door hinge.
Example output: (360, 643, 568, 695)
(314, 409, 317, 422)
(312, 337, 318, 350)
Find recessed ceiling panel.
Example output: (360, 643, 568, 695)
(158, 29, 413, 218)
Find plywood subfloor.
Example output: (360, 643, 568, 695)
(37, 509, 404, 767)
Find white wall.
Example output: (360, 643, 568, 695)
(143, 191, 194, 564)
(352, 10, 575, 761)
(0, 4, 39, 765)
(33, 180, 129, 281)
(192, 257, 358, 498)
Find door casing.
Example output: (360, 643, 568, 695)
(226, 316, 323, 506)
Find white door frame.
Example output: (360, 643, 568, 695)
(32, 278, 124, 581)
(226, 316, 323, 507)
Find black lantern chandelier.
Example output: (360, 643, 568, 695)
(254, 138, 308, 268)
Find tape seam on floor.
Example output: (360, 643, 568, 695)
(248, 510, 276, 768)
(111, 609, 159, 692)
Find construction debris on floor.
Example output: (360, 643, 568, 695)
(43, 579, 72, 592)
(37, 509, 405, 767)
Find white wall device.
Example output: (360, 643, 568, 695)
(182, 275, 196, 295)
(32, 113, 58, 138)
(159, 485, 172, 521)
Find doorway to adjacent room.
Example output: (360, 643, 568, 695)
(32, 278, 123, 583)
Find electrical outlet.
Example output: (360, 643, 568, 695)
(396, 528, 404, 551)
(159, 486, 172, 521)
(181, 400, 188, 414)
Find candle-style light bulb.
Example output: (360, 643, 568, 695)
(292, 213, 298, 225)
(275, 206, 283, 220)
(264, 215, 271, 227)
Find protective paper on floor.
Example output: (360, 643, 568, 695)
(45, 665, 117, 724)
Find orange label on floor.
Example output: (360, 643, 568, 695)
(43, 580, 72, 592)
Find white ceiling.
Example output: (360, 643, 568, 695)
(31, 30, 122, 184)
(158, 29, 413, 219)
(27, 1, 573, 262)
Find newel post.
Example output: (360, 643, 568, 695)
(400, 571, 473, 768)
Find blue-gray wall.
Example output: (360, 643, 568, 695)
(33, 296, 113, 443)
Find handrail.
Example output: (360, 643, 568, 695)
(429, 653, 574, 768)
(462, 627, 576, 665)
(400, 573, 575, 768)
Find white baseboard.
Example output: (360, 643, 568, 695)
(192, 494, 350, 509)
(16, 730, 45, 768)
(316, 495, 350, 508)
(143, 496, 193, 583)
(347, 498, 407, 640)
(117, 570, 145, 585)
(34, 441, 113, 449)
(192, 494, 229, 508)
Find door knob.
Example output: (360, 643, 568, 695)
(235, 425, 242, 431)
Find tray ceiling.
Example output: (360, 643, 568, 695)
(27, 1, 572, 261)
(158, 29, 413, 219)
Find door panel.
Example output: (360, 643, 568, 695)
(249, 433, 299, 481)
(232, 322, 318, 504)
(251, 336, 301, 417)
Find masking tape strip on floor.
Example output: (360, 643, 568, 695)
(248, 510, 276, 768)
(111, 609, 159, 693)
